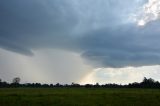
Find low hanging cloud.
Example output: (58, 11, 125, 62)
(0, 0, 77, 55)
(80, 24, 160, 68)
(1, 0, 160, 68)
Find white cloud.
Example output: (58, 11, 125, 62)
(136, 0, 160, 26)
(80, 66, 160, 84)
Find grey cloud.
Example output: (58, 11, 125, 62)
(80, 21, 160, 68)
(1, 0, 160, 68)
(0, 0, 77, 55)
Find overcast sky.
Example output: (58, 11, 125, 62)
(1, 0, 160, 84)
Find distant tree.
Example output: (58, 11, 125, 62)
(12, 77, 20, 84)
(55, 83, 60, 87)
(85, 84, 93, 88)
(93, 83, 100, 87)
(148, 78, 155, 83)
(140, 77, 156, 88)
(142, 77, 148, 83)
(142, 77, 155, 84)
(71, 82, 80, 87)
(96, 83, 100, 86)
(0, 78, 1, 82)
(50, 84, 54, 87)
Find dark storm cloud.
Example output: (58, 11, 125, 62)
(0, 0, 77, 55)
(1, 0, 160, 68)
(80, 22, 160, 67)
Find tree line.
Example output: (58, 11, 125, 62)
(0, 77, 160, 88)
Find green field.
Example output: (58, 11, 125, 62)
(0, 88, 160, 106)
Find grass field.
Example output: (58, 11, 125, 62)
(0, 88, 160, 106)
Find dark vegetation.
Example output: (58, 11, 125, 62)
(0, 77, 160, 88)
(1, 77, 160, 106)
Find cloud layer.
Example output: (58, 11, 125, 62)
(0, 0, 77, 55)
(1, 0, 160, 68)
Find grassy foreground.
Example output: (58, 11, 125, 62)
(0, 88, 160, 106)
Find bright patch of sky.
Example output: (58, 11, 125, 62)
(133, 0, 160, 26)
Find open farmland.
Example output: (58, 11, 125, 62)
(0, 88, 160, 106)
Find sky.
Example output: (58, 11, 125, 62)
(1, 0, 160, 84)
